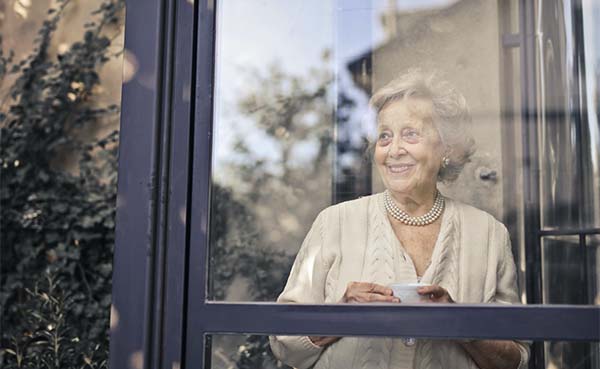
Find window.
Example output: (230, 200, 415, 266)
(110, 1, 600, 369)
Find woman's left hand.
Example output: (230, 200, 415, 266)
(417, 284, 455, 303)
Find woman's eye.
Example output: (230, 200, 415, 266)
(378, 132, 391, 141)
(402, 129, 420, 142)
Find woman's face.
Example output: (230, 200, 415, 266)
(374, 97, 444, 198)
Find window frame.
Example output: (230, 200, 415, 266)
(109, 1, 600, 369)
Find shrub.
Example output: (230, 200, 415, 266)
(0, 0, 124, 367)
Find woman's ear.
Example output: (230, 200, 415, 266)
(439, 147, 452, 170)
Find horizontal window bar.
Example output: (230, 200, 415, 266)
(538, 228, 600, 237)
(191, 303, 600, 341)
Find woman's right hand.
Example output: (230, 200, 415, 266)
(308, 283, 398, 348)
(341, 282, 400, 303)
(308, 336, 340, 347)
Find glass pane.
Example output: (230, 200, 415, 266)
(545, 341, 600, 369)
(588, 235, 600, 305)
(208, 334, 600, 369)
(210, 0, 335, 301)
(537, 0, 580, 229)
(541, 236, 600, 305)
(538, 0, 600, 229)
(581, 0, 600, 229)
(208, 0, 598, 307)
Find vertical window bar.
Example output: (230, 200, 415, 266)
(519, 0, 543, 305)
(519, 0, 545, 367)
(581, 234, 591, 303)
(160, 0, 196, 367)
(184, 0, 217, 368)
(109, 0, 170, 367)
(150, 0, 179, 366)
(571, 0, 593, 311)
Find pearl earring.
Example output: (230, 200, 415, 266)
(441, 156, 450, 169)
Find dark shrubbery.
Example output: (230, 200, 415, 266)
(210, 185, 294, 369)
(0, 1, 124, 367)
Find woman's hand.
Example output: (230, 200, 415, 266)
(341, 282, 400, 303)
(417, 284, 454, 303)
(308, 336, 340, 347)
(309, 283, 398, 349)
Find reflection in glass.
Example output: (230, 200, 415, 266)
(537, 0, 600, 229)
(211, 335, 284, 369)
(210, 0, 518, 302)
(541, 236, 597, 305)
(205, 2, 600, 369)
(544, 341, 600, 369)
(588, 235, 600, 305)
(208, 334, 600, 369)
(210, 0, 335, 301)
(537, 0, 580, 229)
(206, 334, 593, 369)
(581, 0, 600, 228)
(209, 0, 600, 312)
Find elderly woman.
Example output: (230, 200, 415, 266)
(269, 70, 529, 369)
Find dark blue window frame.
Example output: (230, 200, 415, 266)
(109, 1, 600, 369)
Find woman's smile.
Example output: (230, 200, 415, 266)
(386, 163, 415, 175)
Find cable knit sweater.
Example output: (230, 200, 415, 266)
(269, 192, 529, 369)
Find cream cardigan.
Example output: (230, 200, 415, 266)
(269, 192, 529, 369)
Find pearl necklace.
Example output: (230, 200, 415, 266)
(384, 190, 444, 226)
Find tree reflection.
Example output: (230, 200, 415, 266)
(212, 64, 334, 293)
(210, 52, 372, 367)
(210, 61, 350, 368)
(210, 184, 293, 302)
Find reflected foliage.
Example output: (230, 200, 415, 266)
(0, 0, 124, 367)
(210, 187, 293, 369)
(211, 64, 341, 368)
(236, 64, 332, 181)
(212, 58, 368, 368)
(235, 335, 283, 369)
(212, 63, 335, 298)
(210, 185, 293, 302)
(220, 64, 333, 273)
(333, 81, 371, 203)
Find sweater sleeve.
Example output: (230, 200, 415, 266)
(493, 225, 530, 369)
(269, 210, 337, 369)
(493, 225, 520, 305)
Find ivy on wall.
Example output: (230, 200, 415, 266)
(0, 1, 124, 367)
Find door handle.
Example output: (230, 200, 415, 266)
(478, 167, 497, 181)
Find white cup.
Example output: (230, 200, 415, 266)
(389, 283, 431, 303)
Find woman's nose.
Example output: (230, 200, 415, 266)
(389, 137, 407, 157)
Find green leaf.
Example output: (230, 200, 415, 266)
(2, 348, 17, 356)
